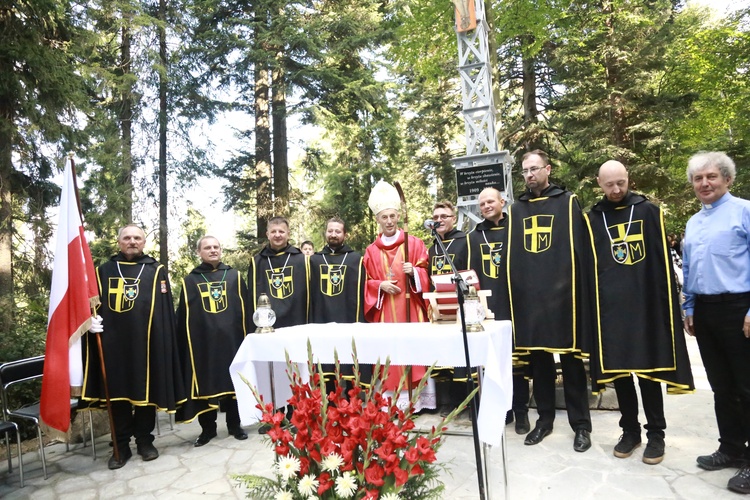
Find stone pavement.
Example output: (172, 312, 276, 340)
(0, 336, 743, 499)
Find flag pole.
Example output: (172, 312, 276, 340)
(69, 155, 120, 462)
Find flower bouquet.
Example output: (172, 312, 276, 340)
(235, 340, 476, 500)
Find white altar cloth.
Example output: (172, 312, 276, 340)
(229, 320, 512, 447)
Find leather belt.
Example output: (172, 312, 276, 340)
(696, 292, 750, 303)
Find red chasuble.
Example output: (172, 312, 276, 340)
(363, 230, 430, 391)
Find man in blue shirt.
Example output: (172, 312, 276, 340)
(683, 151, 750, 494)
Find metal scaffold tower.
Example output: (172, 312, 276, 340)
(452, 0, 513, 230)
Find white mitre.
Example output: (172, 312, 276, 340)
(368, 180, 400, 215)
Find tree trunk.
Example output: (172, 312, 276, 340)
(0, 8, 15, 334)
(520, 36, 543, 151)
(0, 97, 13, 336)
(158, 0, 168, 269)
(255, 18, 272, 240)
(601, 1, 626, 152)
(272, 59, 288, 216)
(120, 22, 134, 224)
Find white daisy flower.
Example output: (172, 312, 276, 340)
(321, 453, 345, 473)
(277, 455, 301, 481)
(273, 489, 294, 500)
(334, 471, 358, 498)
(381, 493, 400, 500)
(297, 474, 320, 497)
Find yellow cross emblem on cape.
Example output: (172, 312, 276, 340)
(608, 220, 645, 265)
(266, 266, 294, 299)
(480, 243, 503, 278)
(523, 215, 554, 253)
(198, 281, 228, 313)
(320, 264, 346, 297)
(108, 277, 139, 313)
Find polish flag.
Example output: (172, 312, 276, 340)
(40, 159, 99, 434)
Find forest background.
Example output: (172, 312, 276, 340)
(2, 0, 749, 362)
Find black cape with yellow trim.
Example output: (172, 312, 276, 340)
(309, 244, 365, 323)
(428, 228, 468, 290)
(467, 219, 509, 320)
(468, 217, 530, 377)
(176, 262, 249, 422)
(82, 253, 186, 411)
(586, 192, 694, 394)
(309, 244, 370, 383)
(507, 184, 593, 354)
(248, 244, 309, 328)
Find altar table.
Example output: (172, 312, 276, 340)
(230, 320, 512, 447)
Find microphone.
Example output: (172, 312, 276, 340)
(424, 219, 442, 230)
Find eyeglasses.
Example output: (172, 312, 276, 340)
(432, 214, 455, 220)
(520, 166, 545, 176)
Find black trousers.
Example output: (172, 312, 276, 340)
(694, 295, 750, 458)
(530, 350, 591, 432)
(198, 397, 241, 433)
(613, 374, 666, 439)
(111, 401, 155, 449)
(512, 373, 530, 415)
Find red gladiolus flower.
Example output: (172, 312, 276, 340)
(317, 472, 333, 495)
(393, 466, 409, 486)
(364, 463, 385, 487)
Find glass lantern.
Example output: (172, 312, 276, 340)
(252, 293, 276, 333)
(462, 285, 485, 332)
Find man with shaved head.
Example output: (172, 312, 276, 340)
(586, 160, 694, 465)
(466, 188, 530, 432)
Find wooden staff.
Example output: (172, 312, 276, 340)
(393, 181, 414, 400)
(393, 181, 411, 322)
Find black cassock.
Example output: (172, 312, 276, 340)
(248, 244, 309, 328)
(82, 253, 186, 411)
(176, 262, 248, 422)
(586, 192, 694, 393)
(507, 184, 594, 354)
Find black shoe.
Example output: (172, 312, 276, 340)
(514, 413, 530, 435)
(194, 430, 218, 447)
(258, 423, 271, 435)
(574, 429, 591, 453)
(729, 464, 750, 494)
(229, 427, 248, 440)
(136, 442, 159, 461)
(107, 447, 132, 470)
(697, 450, 744, 471)
(524, 426, 552, 446)
(505, 410, 514, 425)
(643, 436, 665, 465)
(613, 432, 642, 458)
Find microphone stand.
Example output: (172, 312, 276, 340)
(430, 225, 486, 500)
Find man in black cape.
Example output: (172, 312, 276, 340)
(82, 224, 186, 469)
(586, 160, 694, 465)
(309, 217, 365, 324)
(309, 217, 367, 387)
(467, 188, 531, 434)
(176, 236, 249, 446)
(427, 200, 470, 416)
(247, 216, 309, 329)
(507, 150, 593, 453)
(247, 216, 309, 432)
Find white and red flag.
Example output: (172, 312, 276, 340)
(40, 159, 99, 435)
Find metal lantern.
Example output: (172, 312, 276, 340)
(463, 285, 485, 332)
(252, 293, 276, 333)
